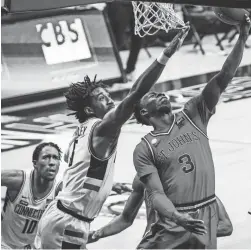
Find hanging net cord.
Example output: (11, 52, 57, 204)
(132, 2, 186, 37)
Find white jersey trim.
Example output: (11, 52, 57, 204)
(87, 119, 118, 162)
(176, 196, 216, 211)
(29, 170, 57, 204)
(142, 137, 156, 164)
(149, 114, 176, 136)
(10, 170, 26, 204)
(181, 110, 208, 139)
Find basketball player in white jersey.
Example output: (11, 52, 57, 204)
(1, 142, 62, 249)
(33, 26, 207, 249)
(88, 176, 233, 244)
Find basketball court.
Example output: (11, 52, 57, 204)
(1, 0, 251, 248)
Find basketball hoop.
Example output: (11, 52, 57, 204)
(132, 1, 186, 37)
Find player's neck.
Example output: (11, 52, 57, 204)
(151, 113, 174, 132)
(33, 171, 53, 194)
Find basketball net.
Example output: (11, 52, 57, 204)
(132, 1, 186, 37)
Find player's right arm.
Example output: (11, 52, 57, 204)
(185, 15, 250, 124)
(133, 142, 206, 235)
(183, 16, 250, 129)
(88, 176, 144, 243)
(216, 196, 233, 237)
(96, 27, 190, 136)
(201, 15, 250, 112)
(1, 170, 24, 202)
(1, 170, 24, 190)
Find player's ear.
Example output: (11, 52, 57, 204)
(84, 107, 94, 115)
(32, 160, 37, 169)
(140, 108, 148, 118)
(140, 108, 150, 124)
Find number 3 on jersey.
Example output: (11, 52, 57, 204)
(178, 154, 195, 173)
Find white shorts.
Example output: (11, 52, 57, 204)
(34, 200, 90, 249)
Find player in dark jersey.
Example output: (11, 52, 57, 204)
(87, 175, 233, 245)
(130, 15, 250, 249)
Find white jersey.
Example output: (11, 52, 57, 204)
(1, 169, 60, 249)
(56, 118, 117, 219)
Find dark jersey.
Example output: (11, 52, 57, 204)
(134, 95, 216, 210)
(134, 95, 218, 248)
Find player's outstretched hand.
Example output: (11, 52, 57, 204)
(239, 14, 251, 40)
(163, 24, 190, 58)
(112, 183, 132, 194)
(172, 211, 207, 235)
(88, 230, 102, 244)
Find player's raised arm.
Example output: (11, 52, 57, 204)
(1, 170, 24, 190)
(202, 15, 251, 112)
(96, 27, 190, 135)
(88, 176, 144, 243)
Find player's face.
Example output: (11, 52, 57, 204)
(34, 146, 60, 181)
(89, 87, 115, 118)
(141, 91, 172, 116)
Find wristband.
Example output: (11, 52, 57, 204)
(157, 51, 170, 65)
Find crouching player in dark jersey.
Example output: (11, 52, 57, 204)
(128, 15, 250, 249)
(88, 176, 233, 246)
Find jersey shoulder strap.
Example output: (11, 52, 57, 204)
(141, 133, 156, 164)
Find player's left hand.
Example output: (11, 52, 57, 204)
(112, 183, 132, 194)
(173, 211, 207, 235)
(176, 23, 190, 51)
(239, 14, 251, 39)
(163, 24, 190, 58)
(88, 230, 102, 243)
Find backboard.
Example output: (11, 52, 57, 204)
(2, 0, 251, 13)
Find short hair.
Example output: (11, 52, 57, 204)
(32, 142, 62, 162)
(64, 75, 107, 122)
(133, 101, 150, 126)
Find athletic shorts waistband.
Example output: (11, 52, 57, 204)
(57, 200, 94, 223)
(174, 194, 216, 212)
